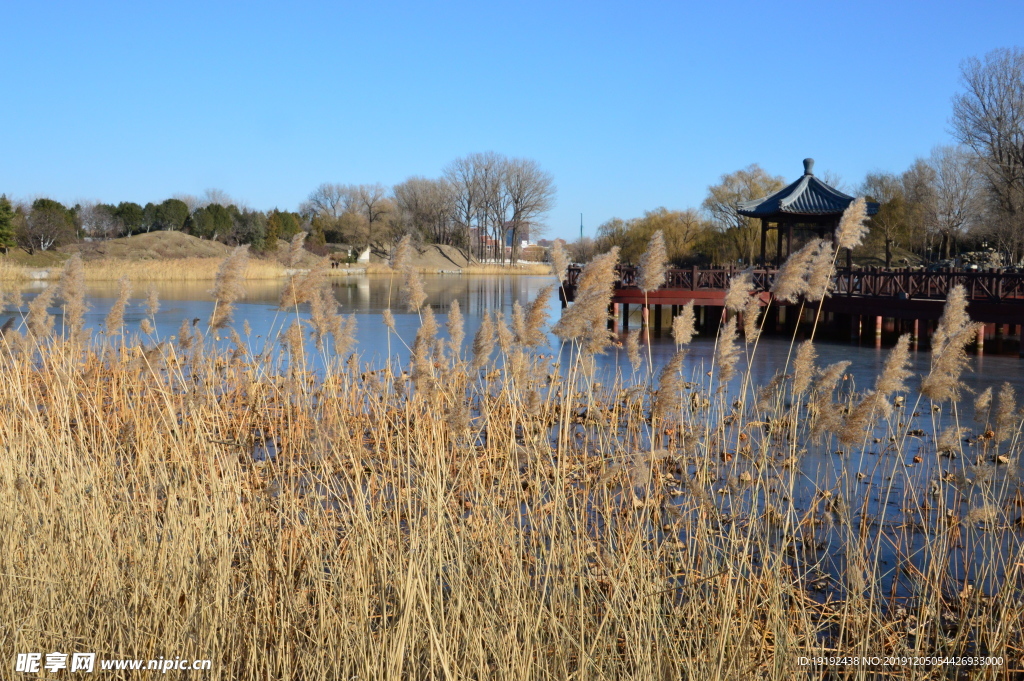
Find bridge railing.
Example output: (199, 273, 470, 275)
(563, 265, 1024, 303)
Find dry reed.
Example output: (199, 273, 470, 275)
(637, 229, 668, 293)
(103, 276, 131, 336)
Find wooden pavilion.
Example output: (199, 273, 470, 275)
(737, 158, 878, 268)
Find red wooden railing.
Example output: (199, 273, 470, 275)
(562, 266, 1024, 303)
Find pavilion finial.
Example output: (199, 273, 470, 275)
(803, 158, 815, 176)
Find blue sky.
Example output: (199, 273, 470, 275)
(2, 1, 1022, 241)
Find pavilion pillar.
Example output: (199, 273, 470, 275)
(977, 324, 985, 356)
(776, 225, 783, 266)
(760, 219, 768, 267)
(875, 315, 883, 348)
(622, 304, 629, 331)
(786, 223, 794, 261)
(653, 305, 662, 335)
(611, 303, 620, 333)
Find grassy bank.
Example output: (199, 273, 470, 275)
(1, 231, 1022, 679)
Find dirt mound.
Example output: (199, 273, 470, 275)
(71, 231, 235, 261)
(369, 243, 478, 270)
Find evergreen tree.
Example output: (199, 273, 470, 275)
(0, 195, 15, 252)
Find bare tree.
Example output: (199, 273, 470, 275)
(200, 188, 235, 208)
(900, 159, 938, 258)
(302, 183, 355, 220)
(702, 164, 786, 264)
(861, 172, 908, 267)
(355, 184, 393, 251)
(505, 157, 556, 262)
(929, 145, 984, 259)
(76, 201, 119, 239)
(393, 177, 457, 245)
(172, 193, 202, 215)
(951, 48, 1024, 261)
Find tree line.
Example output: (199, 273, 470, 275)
(0, 152, 557, 263)
(303, 152, 555, 263)
(585, 47, 1024, 269)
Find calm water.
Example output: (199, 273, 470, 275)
(11, 274, 1024, 396)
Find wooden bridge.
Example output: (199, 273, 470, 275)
(560, 265, 1024, 354)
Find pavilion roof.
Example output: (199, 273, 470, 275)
(737, 159, 879, 219)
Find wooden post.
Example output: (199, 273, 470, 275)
(760, 219, 768, 267)
(653, 304, 662, 335)
(875, 315, 883, 348)
(611, 303, 620, 333)
(622, 303, 629, 331)
(912, 319, 919, 350)
(786, 223, 794, 260)
(977, 324, 985, 356)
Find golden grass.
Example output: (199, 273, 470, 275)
(0, 258, 28, 282)
(344, 262, 554, 276)
(81, 257, 288, 281)
(1, 250, 1022, 679)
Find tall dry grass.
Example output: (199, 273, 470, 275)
(1, 237, 1023, 680)
(81, 257, 288, 281)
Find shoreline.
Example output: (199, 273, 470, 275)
(0, 257, 555, 282)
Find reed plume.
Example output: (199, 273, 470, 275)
(834, 197, 869, 251)
(805, 239, 836, 303)
(446, 299, 465, 358)
(389, 235, 413, 270)
(974, 387, 993, 422)
(57, 254, 88, 340)
(288, 232, 307, 267)
(637, 230, 668, 293)
(551, 239, 570, 283)
(401, 264, 426, 313)
(920, 285, 978, 402)
(144, 286, 160, 318)
(625, 329, 641, 371)
(724, 271, 753, 312)
(332, 314, 357, 357)
(672, 301, 696, 346)
(386, 235, 426, 312)
(104, 277, 132, 336)
(511, 301, 527, 345)
(176, 318, 193, 350)
(995, 383, 1017, 443)
(140, 319, 155, 335)
(26, 286, 56, 339)
(382, 309, 397, 332)
(839, 335, 911, 444)
(410, 306, 437, 390)
(770, 241, 817, 303)
(278, 258, 330, 309)
(876, 333, 912, 397)
(809, 361, 850, 442)
(210, 247, 249, 329)
(494, 311, 514, 355)
(282, 320, 304, 363)
(308, 287, 339, 351)
(742, 295, 761, 342)
(652, 349, 686, 425)
(552, 247, 619, 355)
(715, 317, 740, 383)
(792, 341, 817, 397)
(471, 311, 496, 371)
(522, 284, 553, 349)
